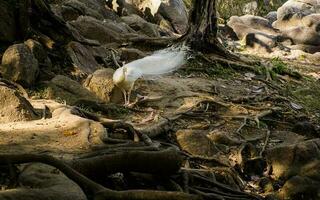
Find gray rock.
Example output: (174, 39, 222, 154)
(106, 0, 142, 16)
(24, 39, 52, 69)
(46, 75, 100, 105)
(83, 68, 116, 102)
(290, 44, 320, 53)
(77, 0, 120, 19)
(228, 15, 276, 35)
(61, 0, 103, 21)
(1, 44, 39, 87)
(279, 14, 320, 46)
(266, 139, 320, 199)
(120, 48, 147, 62)
(3, 163, 87, 200)
(227, 15, 279, 52)
(121, 14, 161, 37)
(273, 0, 320, 30)
(159, 0, 188, 34)
(114, 0, 161, 16)
(265, 11, 278, 24)
(0, 82, 36, 123)
(69, 16, 132, 44)
(66, 41, 101, 74)
(242, 1, 258, 15)
(277, 0, 318, 21)
(176, 129, 220, 157)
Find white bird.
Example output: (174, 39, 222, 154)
(113, 44, 189, 105)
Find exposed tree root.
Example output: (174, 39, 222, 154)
(224, 107, 282, 130)
(0, 153, 202, 200)
(68, 148, 183, 180)
(259, 129, 271, 157)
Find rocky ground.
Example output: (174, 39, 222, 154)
(0, 0, 320, 200)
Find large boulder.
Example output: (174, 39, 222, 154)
(3, 164, 87, 200)
(24, 39, 53, 81)
(66, 41, 101, 74)
(83, 68, 116, 103)
(106, 0, 142, 16)
(242, 1, 258, 15)
(121, 14, 161, 37)
(54, 0, 120, 21)
(176, 129, 220, 157)
(227, 15, 279, 52)
(69, 16, 133, 44)
(273, 0, 320, 30)
(107, 0, 162, 17)
(129, 0, 162, 16)
(0, 1, 16, 43)
(120, 48, 147, 61)
(59, 0, 104, 21)
(107, 0, 187, 34)
(228, 15, 277, 35)
(24, 39, 52, 69)
(265, 11, 278, 24)
(278, 14, 320, 46)
(159, 0, 188, 34)
(46, 75, 101, 105)
(266, 139, 320, 199)
(1, 44, 39, 87)
(0, 82, 36, 123)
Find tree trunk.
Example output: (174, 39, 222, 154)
(184, 0, 232, 57)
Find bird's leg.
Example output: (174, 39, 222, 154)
(127, 90, 132, 105)
(121, 89, 128, 104)
(127, 84, 134, 105)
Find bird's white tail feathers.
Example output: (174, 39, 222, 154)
(124, 43, 189, 80)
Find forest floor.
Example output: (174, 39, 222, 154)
(1, 49, 320, 199)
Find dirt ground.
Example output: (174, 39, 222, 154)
(0, 50, 320, 199)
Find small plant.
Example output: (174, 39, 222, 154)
(29, 86, 50, 99)
(216, 0, 286, 21)
(271, 57, 288, 75)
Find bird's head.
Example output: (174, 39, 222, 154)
(113, 67, 128, 89)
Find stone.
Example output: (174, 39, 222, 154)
(273, 0, 320, 30)
(66, 41, 101, 74)
(242, 1, 258, 15)
(69, 16, 132, 44)
(127, 0, 162, 16)
(46, 75, 100, 105)
(207, 130, 241, 146)
(24, 39, 52, 69)
(228, 15, 276, 35)
(106, 0, 145, 16)
(61, 0, 103, 21)
(121, 14, 161, 37)
(273, 13, 320, 46)
(276, 0, 318, 22)
(1, 44, 39, 87)
(227, 15, 279, 52)
(79, 0, 120, 19)
(0, 82, 36, 123)
(176, 129, 220, 157)
(265, 11, 277, 24)
(83, 68, 116, 102)
(159, 0, 188, 34)
(157, 15, 175, 33)
(120, 48, 147, 62)
(12, 164, 87, 200)
(266, 139, 320, 199)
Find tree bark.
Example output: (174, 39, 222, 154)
(184, 0, 233, 57)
